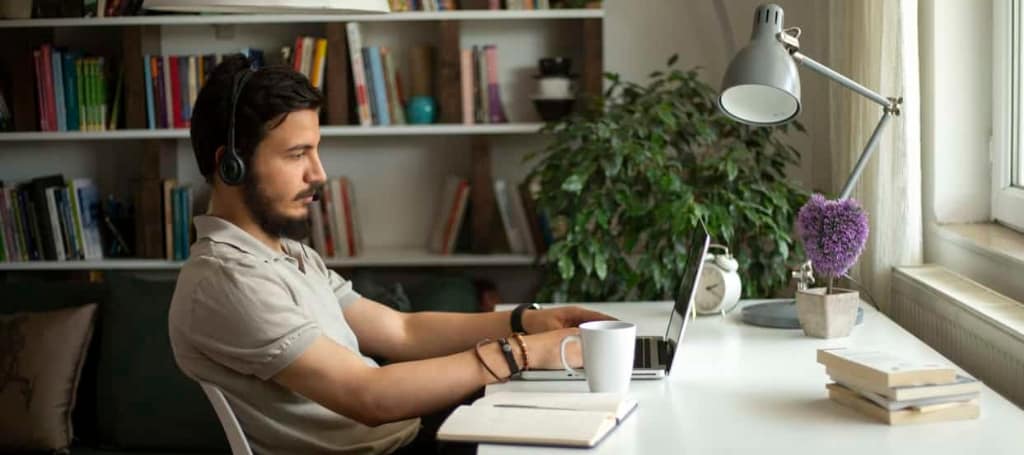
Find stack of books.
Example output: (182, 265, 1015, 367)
(818, 348, 982, 425)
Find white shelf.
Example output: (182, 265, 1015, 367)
(0, 124, 545, 141)
(0, 259, 185, 270)
(0, 9, 603, 28)
(0, 250, 538, 270)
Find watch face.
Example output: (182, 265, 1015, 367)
(696, 266, 726, 312)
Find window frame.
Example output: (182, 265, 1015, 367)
(993, 0, 1024, 231)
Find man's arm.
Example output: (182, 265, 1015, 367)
(343, 297, 614, 362)
(273, 328, 579, 427)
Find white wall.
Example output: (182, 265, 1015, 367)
(605, 0, 833, 193)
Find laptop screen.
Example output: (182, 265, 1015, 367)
(663, 224, 710, 371)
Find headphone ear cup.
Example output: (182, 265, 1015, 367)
(219, 150, 245, 186)
(715, 255, 739, 273)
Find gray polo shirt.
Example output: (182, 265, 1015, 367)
(168, 215, 419, 454)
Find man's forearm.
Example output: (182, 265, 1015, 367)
(392, 310, 513, 361)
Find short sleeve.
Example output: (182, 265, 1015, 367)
(187, 262, 321, 380)
(327, 269, 363, 309)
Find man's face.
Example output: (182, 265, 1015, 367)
(242, 109, 326, 241)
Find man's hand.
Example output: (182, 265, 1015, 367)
(524, 327, 582, 370)
(522, 306, 616, 334)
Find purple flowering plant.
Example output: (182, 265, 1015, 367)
(796, 194, 870, 293)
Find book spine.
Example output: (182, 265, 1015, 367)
(301, 36, 315, 80)
(76, 58, 86, 131)
(170, 56, 183, 129)
(312, 38, 328, 91)
(460, 48, 474, 125)
(475, 46, 488, 124)
(51, 49, 66, 132)
(56, 188, 79, 260)
(144, 55, 155, 129)
(10, 189, 29, 260)
(44, 187, 65, 260)
(63, 52, 80, 131)
(447, 182, 471, 254)
(41, 45, 57, 132)
(33, 50, 49, 131)
(162, 55, 174, 130)
(340, 177, 357, 257)
(346, 24, 372, 126)
(66, 182, 86, 260)
(0, 191, 7, 262)
(362, 48, 379, 125)
(484, 45, 507, 123)
(186, 55, 197, 126)
(77, 182, 104, 260)
(381, 47, 405, 125)
(366, 47, 390, 126)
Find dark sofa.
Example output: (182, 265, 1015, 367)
(0, 270, 481, 454)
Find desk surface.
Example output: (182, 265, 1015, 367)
(482, 302, 1024, 454)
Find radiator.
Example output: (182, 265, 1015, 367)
(892, 265, 1024, 407)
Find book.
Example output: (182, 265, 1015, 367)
(493, 180, 526, 254)
(833, 380, 979, 411)
(816, 348, 957, 388)
(365, 46, 390, 126)
(827, 368, 981, 402)
(345, 23, 372, 126)
(459, 48, 474, 125)
(438, 392, 638, 447)
(827, 383, 979, 425)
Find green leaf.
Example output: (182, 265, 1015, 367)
(562, 174, 585, 194)
(558, 255, 576, 281)
(595, 253, 608, 281)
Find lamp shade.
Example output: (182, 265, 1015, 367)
(143, 0, 390, 14)
(719, 3, 800, 126)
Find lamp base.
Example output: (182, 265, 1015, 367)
(740, 298, 864, 329)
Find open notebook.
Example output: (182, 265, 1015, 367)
(437, 392, 638, 448)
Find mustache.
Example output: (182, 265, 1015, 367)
(295, 182, 326, 200)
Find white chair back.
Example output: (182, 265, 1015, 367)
(200, 382, 254, 455)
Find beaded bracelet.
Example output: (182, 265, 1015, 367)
(510, 332, 530, 371)
(474, 338, 506, 383)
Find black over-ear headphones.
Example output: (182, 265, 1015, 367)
(218, 68, 256, 186)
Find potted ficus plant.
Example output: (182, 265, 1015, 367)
(794, 194, 870, 338)
(525, 56, 808, 303)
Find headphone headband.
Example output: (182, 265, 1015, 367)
(219, 68, 256, 186)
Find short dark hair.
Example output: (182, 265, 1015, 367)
(190, 54, 323, 183)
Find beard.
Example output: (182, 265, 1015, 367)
(242, 174, 321, 241)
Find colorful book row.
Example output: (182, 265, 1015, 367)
(460, 44, 508, 125)
(33, 44, 114, 132)
(159, 179, 194, 261)
(0, 176, 104, 263)
(287, 36, 328, 91)
(308, 177, 364, 258)
(389, 0, 553, 11)
(143, 54, 220, 130)
(346, 23, 407, 126)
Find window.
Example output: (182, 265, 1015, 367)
(993, 0, 1024, 230)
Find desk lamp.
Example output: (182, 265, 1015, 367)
(143, 0, 390, 13)
(718, 3, 901, 328)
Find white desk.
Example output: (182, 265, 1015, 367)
(483, 302, 1024, 454)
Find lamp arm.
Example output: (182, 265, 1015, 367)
(790, 50, 897, 112)
(837, 111, 893, 200)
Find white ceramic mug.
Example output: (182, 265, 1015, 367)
(560, 321, 637, 393)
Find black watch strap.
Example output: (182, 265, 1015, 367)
(510, 303, 539, 334)
(497, 338, 520, 377)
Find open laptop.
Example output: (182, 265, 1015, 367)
(519, 224, 711, 380)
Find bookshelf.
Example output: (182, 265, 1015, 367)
(0, 8, 602, 284)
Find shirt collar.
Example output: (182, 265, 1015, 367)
(194, 215, 296, 264)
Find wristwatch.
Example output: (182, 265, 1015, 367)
(510, 303, 540, 334)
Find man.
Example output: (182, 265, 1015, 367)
(168, 55, 612, 454)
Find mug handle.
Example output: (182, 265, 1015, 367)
(560, 334, 582, 375)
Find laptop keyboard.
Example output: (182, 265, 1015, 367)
(634, 337, 664, 369)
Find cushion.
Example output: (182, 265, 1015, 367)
(0, 304, 98, 452)
(93, 271, 228, 451)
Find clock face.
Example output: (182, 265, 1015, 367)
(696, 266, 727, 313)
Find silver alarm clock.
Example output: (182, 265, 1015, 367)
(695, 244, 743, 316)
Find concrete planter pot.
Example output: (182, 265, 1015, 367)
(795, 287, 860, 338)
